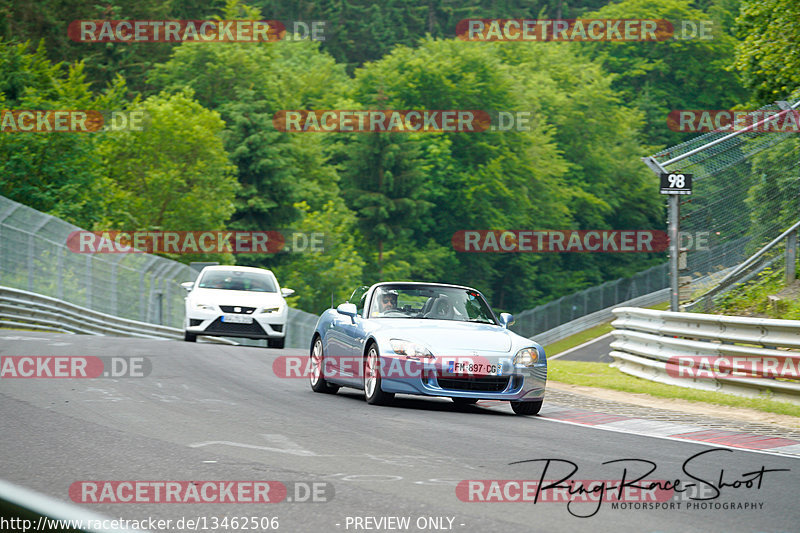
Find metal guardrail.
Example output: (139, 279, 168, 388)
(0, 478, 148, 532)
(610, 307, 800, 404)
(685, 221, 799, 312)
(0, 285, 319, 349)
(529, 288, 669, 347)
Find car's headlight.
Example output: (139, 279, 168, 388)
(513, 347, 539, 366)
(390, 339, 434, 359)
(193, 302, 215, 311)
(259, 305, 283, 314)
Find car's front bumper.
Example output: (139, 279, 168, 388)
(185, 308, 287, 339)
(377, 353, 546, 401)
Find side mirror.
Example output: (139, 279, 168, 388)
(336, 303, 358, 323)
(181, 282, 194, 292)
(499, 312, 515, 328)
(281, 288, 295, 298)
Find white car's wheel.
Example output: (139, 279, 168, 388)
(364, 344, 394, 405)
(309, 337, 339, 394)
(510, 399, 543, 416)
(184, 331, 197, 342)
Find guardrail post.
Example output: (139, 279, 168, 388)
(787, 229, 797, 284)
(85, 254, 92, 308)
(155, 290, 163, 325)
(27, 233, 34, 292)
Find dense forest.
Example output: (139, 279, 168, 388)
(1, 0, 797, 313)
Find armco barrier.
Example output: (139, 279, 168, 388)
(529, 288, 669, 347)
(0, 478, 147, 533)
(610, 307, 800, 404)
(0, 285, 319, 349)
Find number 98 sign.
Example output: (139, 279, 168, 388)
(659, 172, 692, 195)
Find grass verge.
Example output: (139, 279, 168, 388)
(543, 322, 613, 356)
(542, 301, 669, 356)
(549, 360, 800, 417)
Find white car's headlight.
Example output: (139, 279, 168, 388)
(193, 302, 215, 311)
(390, 339, 434, 359)
(513, 347, 539, 366)
(259, 305, 283, 314)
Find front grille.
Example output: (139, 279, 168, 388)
(436, 373, 511, 392)
(204, 317, 266, 335)
(220, 306, 255, 314)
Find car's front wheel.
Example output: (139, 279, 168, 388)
(364, 344, 394, 405)
(184, 331, 197, 342)
(310, 337, 339, 394)
(510, 399, 543, 416)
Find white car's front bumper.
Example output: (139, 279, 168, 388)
(185, 307, 288, 339)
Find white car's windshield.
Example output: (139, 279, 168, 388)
(197, 270, 277, 292)
(370, 285, 496, 323)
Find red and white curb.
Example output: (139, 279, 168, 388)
(539, 404, 800, 458)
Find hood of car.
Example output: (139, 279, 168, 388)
(189, 288, 284, 308)
(376, 320, 513, 353)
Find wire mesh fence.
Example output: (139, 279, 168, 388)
(0, 195, 199, 329)
(511, 262, 668, 338)
(650, 95, 800, 297)
(513, 94, 800, 338)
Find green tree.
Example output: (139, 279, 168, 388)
(584, 0, 747, 148)
(347, 39, 574, 309)
(735, 0, 800, 103)
(273, 200, 365, 314)
(97, 89, 239, 261)
(150, 18, 348, 233)
(0, 40, 128, 228)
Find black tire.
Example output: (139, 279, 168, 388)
(452, 397, 479, 405)
(364, 343, 394, 405)
(268, 336, 285, 349)
(184, 331, 197, 342)
(510, 399, 543, 416)
(309, 337, 339, 394)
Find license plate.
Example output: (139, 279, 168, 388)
(447, 361, 502, 376)
(221, 314, 253, 324)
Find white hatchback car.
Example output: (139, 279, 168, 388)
(182, 265, 294, 348)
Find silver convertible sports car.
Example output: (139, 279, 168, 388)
(309, 282, 547, 415)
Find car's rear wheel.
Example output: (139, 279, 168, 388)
(310, 337, 339, 394)
(364, 344, 394, 405)
(184, 331, 197, 342)
(510, 399, 543, 416)
(268, 336, 285, 349)
(452, 397, 479, 405)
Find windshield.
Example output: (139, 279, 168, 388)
(369, 285, 497, 323)
(197, 270, 277, 292)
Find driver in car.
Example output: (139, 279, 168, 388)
(376, 289, 398, 315)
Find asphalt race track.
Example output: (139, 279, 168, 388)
(1, 331, 798, 533)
